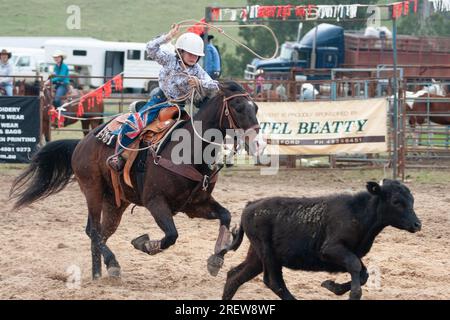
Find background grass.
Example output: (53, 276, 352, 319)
(0, 0, 246, 54)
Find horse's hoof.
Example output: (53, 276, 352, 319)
(145, 241, 162, 255)
(131, 234, 150, 252)
(207, 254, 224, 277)
(107, 266, 121, 278)
(131, 234, 162, 255)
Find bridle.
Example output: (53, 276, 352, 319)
(216, 91, 262, 162)
(219, 92, 260, 132)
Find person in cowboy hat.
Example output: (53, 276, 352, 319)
(107, 24, 219, 172)
(0, 49, 13, 96)
(45, 50, 70, 108)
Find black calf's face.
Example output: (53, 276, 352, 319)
(367, 180, 422, 233)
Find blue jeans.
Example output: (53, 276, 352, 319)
(1, 83, 13, 96)
(54, 84, 68, 108)
(117, 91, 171, 153)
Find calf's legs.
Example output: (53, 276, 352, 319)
(222, 246, 262, 300)
(321, 263, 368, 296)
(261, 243, 296, 300)
(321, 245, 363, 300)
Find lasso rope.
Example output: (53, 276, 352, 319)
(169, 20, 274, 149)
(51, 109, 122, 121)
(54, 19, 277, 123)
(175, 19, 280, 60)
(117, 85, 240, 160)
(118, 19, 275, 154)
(57, 18, 269, 161)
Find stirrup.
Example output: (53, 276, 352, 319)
(107, 154, 125, 172)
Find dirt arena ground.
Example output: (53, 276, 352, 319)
(0, 166, 448, 300)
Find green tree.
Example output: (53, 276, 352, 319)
(398, 13, 450, 37)
(219, 0, 379, 77)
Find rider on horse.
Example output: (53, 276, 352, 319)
(0, 49, 13, 96)
(45, 50, 70, 108)
(107, 24, 220, 172)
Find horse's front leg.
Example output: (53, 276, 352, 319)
(208, 201, 233, 255)
(40, 113, 51, 143)
(132, 196, 178, 255)
(190, 198, 234, 276)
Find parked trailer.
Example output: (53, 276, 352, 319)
(43, 38, 174, 91)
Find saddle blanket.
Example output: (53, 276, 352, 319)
(95, 113, 130, 146)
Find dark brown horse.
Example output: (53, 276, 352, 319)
(408, 93, 450, 127)
(10, 81, 260, 281)
(41, 84, 104, 142)
(15, 79, 41, 96)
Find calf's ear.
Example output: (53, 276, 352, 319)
(367, 181, 382, 195)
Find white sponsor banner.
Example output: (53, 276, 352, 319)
(258, 98, 388, 155)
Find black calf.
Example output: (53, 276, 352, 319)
(222, 179, 421, 300)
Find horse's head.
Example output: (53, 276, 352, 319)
(13, 80, 25, 96)
(217, 80, 265, 156)
(42, 85, 53, 106)
(422, 81, 446, 97)
(217, 80, 259, 131)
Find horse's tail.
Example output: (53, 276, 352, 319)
(227, 223, 244, 252)
(9, 139, 80, 209)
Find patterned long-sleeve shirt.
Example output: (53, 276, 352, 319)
(0, 61, 13, 85)
(146, 33, 219, 100)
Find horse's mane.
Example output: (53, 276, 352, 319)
(220, 80, 247, 94)
(197, 80, 247, 108)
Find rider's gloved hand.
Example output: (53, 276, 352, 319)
(167, 24, 180, 40)
(188, 77, 200, 90)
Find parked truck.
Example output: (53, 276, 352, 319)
(245, 23, 450, 81)
(3, 47, 45, 82)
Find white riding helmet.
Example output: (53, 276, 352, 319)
(175, 32, 205, 57)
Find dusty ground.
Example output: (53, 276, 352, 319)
(0, 166, 448, 300)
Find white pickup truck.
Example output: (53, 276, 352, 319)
(7, 47, 46, 82)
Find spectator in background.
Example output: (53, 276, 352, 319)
(203, 34, 221, 80)
(256, 69, 265, 95)
(0, 49, 13, 96)
(45, 50, 70, 108)
(276, 83, 288, 101)
(301, 83, 319, 100)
